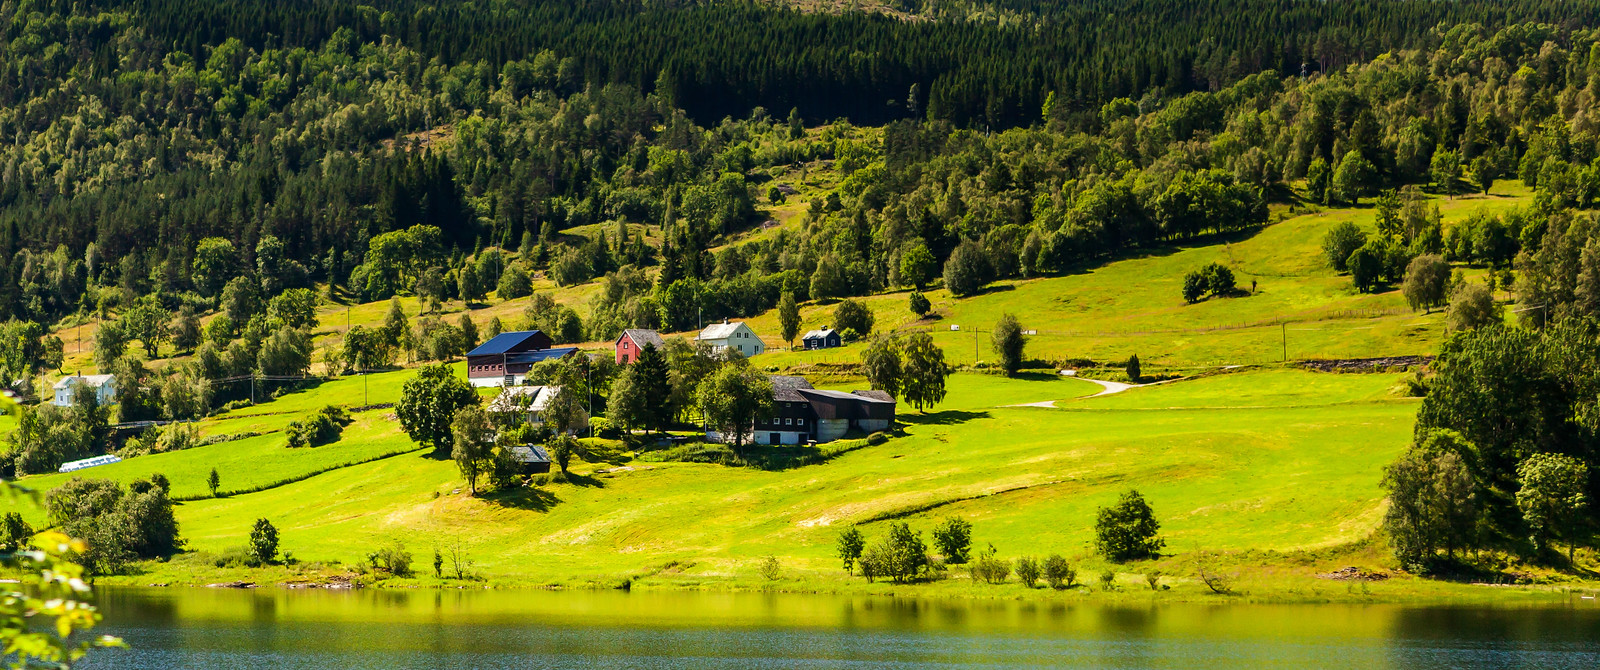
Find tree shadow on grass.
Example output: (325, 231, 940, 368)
(900, 409, 991, 426)
(559, 472, 606, 488)
(481, 486, 561, 512)
(1011, 371, 1063, 382)
(579, 441, 633, 466)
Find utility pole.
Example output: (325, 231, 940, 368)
(585, 357, 592, 438)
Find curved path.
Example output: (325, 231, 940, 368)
(1006, 371, 1197, 408)
(1077, 378, 1136, 397)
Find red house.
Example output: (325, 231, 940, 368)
(615, 329, 665, 364)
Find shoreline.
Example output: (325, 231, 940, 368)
(87, 562, 1600, 607)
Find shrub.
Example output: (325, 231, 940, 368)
(1204, 263, 1236, 296)
(1126, 354, 1142, 383)
(249, 518, 279, 564)
(908, 291, 931, 317)
(866, 432, 889, 446)
(931, 516, 972, 564)
(1095, 489, 1165, 562)
(1014, 556, 1040, 588)
(1195, 550, 1232, 594)
(285, 405, 347, 448)
(1042, 554, 1075, 589)
(1182, 271, 1207, 303)
(1098, 569, 1117, 590)
(758, 555, 781, 581)
(1322, 221, 1368, 271)
(209, 546, 255, 568)
(833, 299, 874, 336)
(1182, 263, 1235, 302)
(1145, 570, 1163, 590)
(861, 522, 929, 583)
(969, 543, 1009, 584)
(368, 541, 414, 577)
(45, 475, 181, 574)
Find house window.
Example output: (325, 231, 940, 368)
(798, 418, 805, 425)
(785, 418, 792, 426)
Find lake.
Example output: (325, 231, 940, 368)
(83, 587, 1600, 669)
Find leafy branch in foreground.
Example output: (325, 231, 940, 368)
(1, 481, 125, 668)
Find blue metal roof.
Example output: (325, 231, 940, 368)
(504, 347, 578, 364)
(468, 330, 546, 356)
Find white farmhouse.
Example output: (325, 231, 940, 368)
(52, 374, 116, 407)
(487, 385, 563, 427)
(696, 320, 765, 358)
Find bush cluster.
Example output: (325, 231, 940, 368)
(286, 405, 350, 448)
(1181, 263, 1236, 303)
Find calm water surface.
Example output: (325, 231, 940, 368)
(82, 586, 1600, 669)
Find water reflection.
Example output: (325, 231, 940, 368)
(84, 587, 1600, 669)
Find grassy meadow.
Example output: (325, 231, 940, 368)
(38, 368, 1429, 599)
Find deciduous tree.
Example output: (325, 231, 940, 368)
(899, 332, 949, 411)
(696, 365, 774, 456)
(1095, 489, 1164, 562)
(396, 363, 479, 456)
(990, 314, 1025, 376)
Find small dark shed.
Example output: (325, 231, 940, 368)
(802, 327, 842, 350)
(508, 445, 553, 474)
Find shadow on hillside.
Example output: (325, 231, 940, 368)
(1011, 371, 1061, 382)
(900, 409, 990, 426)
(561, 473, 606, 488)
(966, 283, 1016, 298)
(580, 441, 633, 466)
(482, 486, 560, 512)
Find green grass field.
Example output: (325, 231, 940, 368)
(749, 184, 1528, 369)
(52, 368, 1418, 591)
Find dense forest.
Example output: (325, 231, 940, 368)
(8, 0, 1600, 486)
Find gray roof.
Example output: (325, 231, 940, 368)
(801, 388, 896, 404)
(852, 389, 896, 403)
(54, 374, 114, 390)
(488, 385, 561, 413)
(620, 329, 665, 349)
(698, 321, 749, 340)
(803, 328, 837, 340)
(509, 445, 551, 464)
(769, 375, 815, 402)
